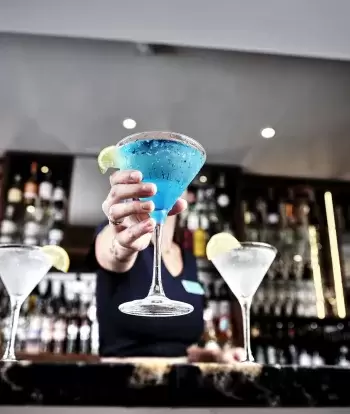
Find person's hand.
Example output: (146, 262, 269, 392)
(102, 170, 187, 260)
(187, 345, 245, 364)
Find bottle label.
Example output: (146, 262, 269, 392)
(80, 324, 91, 341)
(217, 194, 230, 208)
(53, 321, 66, 341)
(53, 188, 65, 202)
(193, 227, 208, 258)
(39, 182, 53, 200)
(1, 219, 17, 234)
(67, 323, 79, 340)
(24, 221, 39, 237)
(219, 316, 229, 332)
(7, 188, 22, 203)
(49, 228, 64, 243)
(24, 183, 37, 199)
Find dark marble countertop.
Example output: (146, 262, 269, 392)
(0, 360, 349, 407)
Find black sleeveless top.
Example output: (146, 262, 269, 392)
(92, 223, 204, 357)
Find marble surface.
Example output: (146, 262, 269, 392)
(0, 360, 349, 407)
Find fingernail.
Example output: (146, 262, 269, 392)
(130, 171, 141, 181)
(145, 218, 156, 230)
(141, 201, 154, 211)
(142, 183, 156, 193)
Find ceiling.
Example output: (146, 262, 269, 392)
(1, 0, 350, 61)
(1, 34, 350, 179)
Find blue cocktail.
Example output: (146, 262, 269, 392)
(118, 137, 205, 224)
(99, 131, 206, 317)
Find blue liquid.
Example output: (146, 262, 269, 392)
(117, 139, 205, 223)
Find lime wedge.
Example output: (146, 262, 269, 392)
(206, 232, 241, 261)
(97, 145, 117, 174)
(42, 245, 70, 273)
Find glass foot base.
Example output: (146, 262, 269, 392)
(1, 357, 17, 362)
(119, 295, 194, 317)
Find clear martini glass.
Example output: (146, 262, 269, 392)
(0, 245, 52, 361)
(211, 242, 277, 362)
(102, 131, 206, 317)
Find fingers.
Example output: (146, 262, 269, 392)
(168, 198, 188, 216)
(117, 219, 156, 249)
(109, 200, 154, 223)
(102, 183, 156, 217)
(109, 170, 142, 186)
(186, 346, 222, 363)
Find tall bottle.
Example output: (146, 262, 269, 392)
(7, 174, 23, 219)
(193, 190, 209, 258)
(53, 180, 66, 212)
(24, 162, 38, 207)
(0, 205, 17, 244)
(48, 209, 65, 246)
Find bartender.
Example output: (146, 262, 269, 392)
(91, 169, 243, 362)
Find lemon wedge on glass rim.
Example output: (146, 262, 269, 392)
(206, 232, 242, 261)
(97, 145, 119, 174)
(42, 245, 70, 273)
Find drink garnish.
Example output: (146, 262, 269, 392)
(206, 232, 241, 261)
(42, 245, 70, 273)
(97, 146, 118, 174)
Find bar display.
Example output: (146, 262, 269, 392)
(0, 150, 349, 365)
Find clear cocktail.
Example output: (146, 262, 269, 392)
(0, 245, 69, 361)
(99, 131, 206, 317)
(207, 235, 277, 362)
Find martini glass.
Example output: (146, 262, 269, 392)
(109, 131, 206, 317)
(211, 242, 277, 362)
(0, 245, 52, 361)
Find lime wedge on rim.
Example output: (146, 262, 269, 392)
(42, 245, 70, 273)
(97, 145, 118, 174)
(206, 232, 241, 261)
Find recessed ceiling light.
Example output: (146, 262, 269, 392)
(123, 118, 137, 129)
(261, 127, 275, 139)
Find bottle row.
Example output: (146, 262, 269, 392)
(0, 274, 98, 356)
(1, 162, 67, 246)
(253, 343, 350, 367)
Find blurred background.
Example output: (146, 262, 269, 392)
(1, 0, 350, 365)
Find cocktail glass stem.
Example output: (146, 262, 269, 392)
(239, 297, 254, 362)
(2, 296, 24, 361)
(147, 223, 165, 297)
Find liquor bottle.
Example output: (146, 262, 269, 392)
(52, 306, 67, 354)
(216, 173, 230, 209)
(25, 299, 43, 354)
(40, 304, 54, 353)
(7, 174, 23, 210)
(202, 307, 220, 350)
(66, 303, 79, 354)
(23, 201, 40, 246)
(0, 205, 17, 244)
(39, 169, 53, 208)
(79, 303, 92, 354)
(217, 301, 234, 349)
(24, 162, 38, 207)
(87, 296, 99, 355)
(48, 209, 65, 246)
(52, 180, 66, 212)
(255, 194, 268, 242)
(242, 194, 259, 242)
(266, 188, 280, 243)
(193, 195, 209, 258)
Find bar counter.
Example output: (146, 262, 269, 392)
(0, 358, 350, 408)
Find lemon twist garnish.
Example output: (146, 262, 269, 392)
(97, 145, 118, 174)
(206, 232, 241, 261)
(42, 245, 70, 273)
